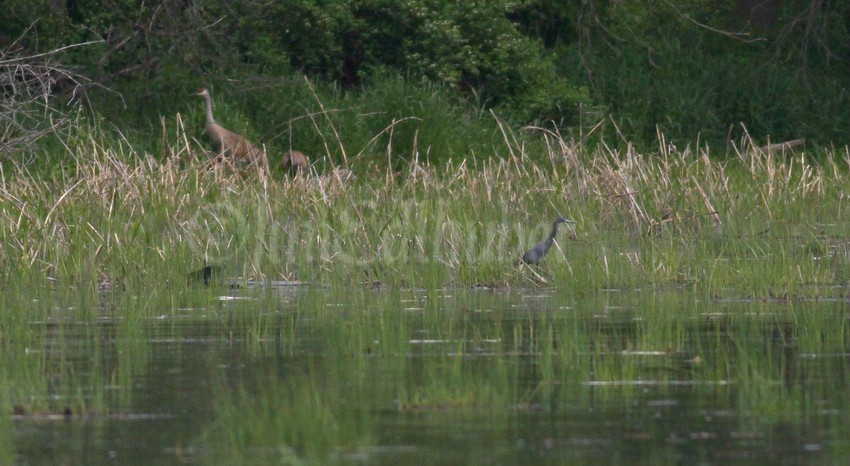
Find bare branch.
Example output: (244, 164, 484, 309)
(0, 26, 101, 155)
(662, 0, 766, 44)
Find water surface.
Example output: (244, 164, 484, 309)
(8, 286, 850, 464)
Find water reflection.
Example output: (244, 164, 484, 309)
(8, 287, 850, 464)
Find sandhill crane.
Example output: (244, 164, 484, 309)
(517, 217, 575, 266)
(282, 149, 309, 175)
(193, 87, 264, 164)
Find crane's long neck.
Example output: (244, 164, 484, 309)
(203, 93, 216, 125)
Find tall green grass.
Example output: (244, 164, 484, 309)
(199, 366, 374, 464)
(1, 111, 849, 296)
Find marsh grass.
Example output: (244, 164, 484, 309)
(1, 111, 849, 298)
(2, 137, 848, 447)
(2, 98, 839, 455)
(200, 365, 374, 464)
(0, 280, 184, 417)
(194, 287, 850, 462)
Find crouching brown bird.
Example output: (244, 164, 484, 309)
(282, 149, 309, 175)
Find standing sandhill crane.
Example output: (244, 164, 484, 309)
(517, 217, 576, 266)
(282, 150, 309, 175)
(193, 87, 264, 164)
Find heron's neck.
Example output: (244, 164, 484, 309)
(203, 94, 216, 125)
(548, 221, 560, 242)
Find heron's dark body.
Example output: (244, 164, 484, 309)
(519, 217, 574, 265)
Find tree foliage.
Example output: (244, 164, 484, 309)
(563, 0, 850, 145)
(1, 0, 849, 156)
